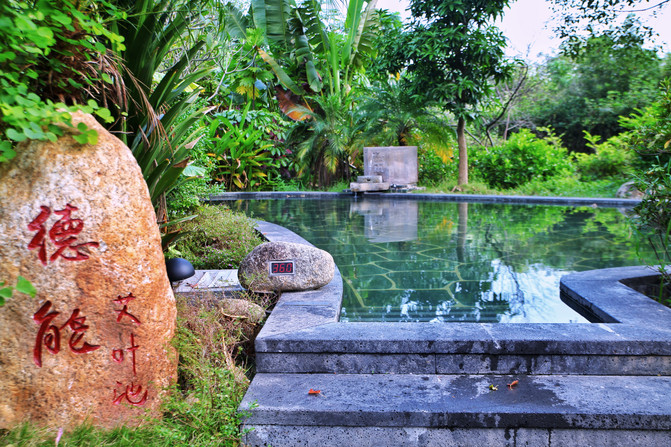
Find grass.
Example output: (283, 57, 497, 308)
(267, 173, 627, 199)
(415, 175, 626, 198)
(172, 205, 264, 270)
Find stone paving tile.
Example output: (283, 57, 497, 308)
(173, 269, 242, 294)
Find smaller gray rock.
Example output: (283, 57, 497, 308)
(238, 242, 335, 292)
(616, 181, 644, 199)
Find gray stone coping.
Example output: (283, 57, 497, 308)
(243, 425, 671, 447)
(240, 373, 671, 430)
(252, 220, 671, 375)
(209, 191, 641, 208)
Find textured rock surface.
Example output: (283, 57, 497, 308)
(616, 180, 644, 199)
(238, 242, 334, 292)
(0, 112, 177, 429)
(220, 298, 266, 323)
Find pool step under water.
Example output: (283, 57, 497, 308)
(240, 373, 671, 446)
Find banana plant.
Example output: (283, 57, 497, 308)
(224, 0, 379, 102)
(299, 0, 378, 98)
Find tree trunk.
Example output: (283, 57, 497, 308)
(457, 117, 468, 185)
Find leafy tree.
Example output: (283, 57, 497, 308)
(285, 93, 365, 187)
(624, 80, 671, 299)
(549, 0, 669, 51)
(375, 0, 514, 185)
(516, 16, 662, 152)
(224, 0, 380, 186)
(225, 0, 379, 100)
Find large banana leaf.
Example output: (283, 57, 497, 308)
(224, 2, 250, 39)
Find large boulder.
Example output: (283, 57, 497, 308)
(238, 242, 335, 292)
(0, 112, 177, 429)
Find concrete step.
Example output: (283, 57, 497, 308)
(240, 373, 671, 446)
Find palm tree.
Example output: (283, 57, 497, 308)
(287, 94, 364, 187)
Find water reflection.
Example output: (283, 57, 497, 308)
(351, 199, 418, 242)
(230, 198, 654, 323)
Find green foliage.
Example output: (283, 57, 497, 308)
(575, 131, 634, 181)
(378, 0, 512, 116)
(418, 145, 453, 186)
(227, 28, 275, 109)
(472, 128, 574, 190)
(624, 79, 671, 298)
(108, 0, 213, 222)
(166, 174, 225, 219)
(418, 178, 498, 195)
(516, 17, 662, 152)
(204, 107, 277, 191)
(173, 205, 264, 269)
(360, 76, 434, 147)
(0, 0, 122, 162)
(286, 94, 364, 187)
(515, 176, 622, 198)
(164, 296, 255, 445)
(627, 80, 671, 232)
(375, 0, 514, 184)
(549, 0, 663, 50)
(0, 276, 36, 307)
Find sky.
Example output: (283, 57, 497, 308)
(375, 0, 671, 62)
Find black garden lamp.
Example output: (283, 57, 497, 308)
(165, 257, 195, 282)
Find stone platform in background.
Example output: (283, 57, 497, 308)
(173, 269, 243, 295)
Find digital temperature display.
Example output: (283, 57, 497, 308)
(269, 260, 295, 276)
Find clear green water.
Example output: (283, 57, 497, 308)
(230, 198, 655, 324)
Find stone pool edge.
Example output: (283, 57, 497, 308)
(209, 191, 641, 207)
(251, 220, 671, 376)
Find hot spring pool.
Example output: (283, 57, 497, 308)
(225, 195, 655, 324)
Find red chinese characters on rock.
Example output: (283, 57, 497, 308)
(111, 293, 148, 406)
(27, 204, 99, 266)
(112, 293, 141, 325)
(32, 301, 101, 367)
(111, 333, 139, 375)
(112, 382, 148, 406)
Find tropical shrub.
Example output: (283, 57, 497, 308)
(0, 0, 123, 162)
(625, 80, 671, 302)
(204, 107, 286, 191)
(575, 131, 634, 181)
(471, 128, 574, 190)
(286, 94, 364, 188)
(107, 0, 213, 225)
(418, 146, 452, 186)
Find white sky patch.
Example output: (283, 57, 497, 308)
(375, 0, 671, 63)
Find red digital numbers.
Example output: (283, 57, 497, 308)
(270, 261, 294, 275)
